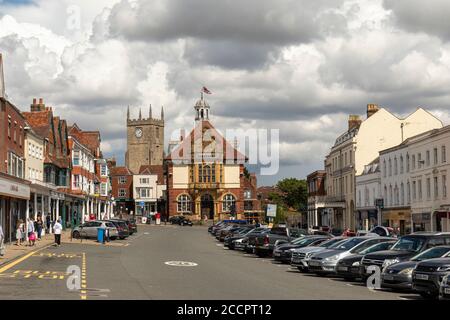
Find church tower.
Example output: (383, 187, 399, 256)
(125, 104, 164, 174)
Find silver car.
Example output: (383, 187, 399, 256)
(308, 236, 392, 274)
(72, 221, 119, 240)
(290, 237, 346, 271)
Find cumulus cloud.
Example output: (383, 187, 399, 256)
(383, 0, 450, 41)
(0, 0, 449, 186)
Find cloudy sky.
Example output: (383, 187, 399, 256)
(1, 0, 450, 186)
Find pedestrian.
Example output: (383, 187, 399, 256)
(27, 218, 36, 246)
(53, 219, 62, 247)
(0, 224, 5, 257)
(16, 219, 24, 246)
(46, 214, 51, 233)
(36, 215, 43, 240)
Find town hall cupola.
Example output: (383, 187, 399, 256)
(194, 93, 210, 122)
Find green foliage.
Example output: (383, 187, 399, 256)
(275, 178, 307, 212)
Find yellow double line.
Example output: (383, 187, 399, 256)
(0, 245, 49, 274)
(80, 252, 87, 300)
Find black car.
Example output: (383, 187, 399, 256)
(108, 220, 130, 239)
(361, 232, 450, 276)
(382, 246, 450, 291)
(169, 216, 186, 225)
(272, 236, 331, 263)
(336, 240, 397, 280)
(412, 257, 450, 299)
(179, 218, 193, 226)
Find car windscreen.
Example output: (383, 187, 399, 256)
(411, 246, 450, 261)
(293, 237, 324, 246)
(359, 241, 395, 255)
(333, 238, 367, 250)
(319, 238, 343, 248)
(391, 236, 425, 252)
(106, 222, 115, 228)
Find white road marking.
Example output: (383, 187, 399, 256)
(143, 232, 150, 235)
(165, 261, 198, 267)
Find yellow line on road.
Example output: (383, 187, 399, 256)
(80, 252, 87, 300)
(0, 245, 49, 274)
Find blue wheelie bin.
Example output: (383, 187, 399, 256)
(97, 228, 105, 243)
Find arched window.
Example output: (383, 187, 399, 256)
(222, 194, 236, 212)
(177, 194, 192, 213)
(389, 159, 392, 176)
(406, 153, 410, 172)
(400, 155, 404, 174)
(400, 183, 405, 205)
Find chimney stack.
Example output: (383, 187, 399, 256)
(367, 103, 380, 118)
(31, 97, 46, 112)
(348, 115, 362, 130)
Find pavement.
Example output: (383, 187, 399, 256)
(0, 224, 422, 300)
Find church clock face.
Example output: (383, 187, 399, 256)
(135, 127, 143, 138)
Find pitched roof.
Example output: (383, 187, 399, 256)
(138, 165, 165, 184)
(110, 166, 133, 176)
(166, 120, 247, 162)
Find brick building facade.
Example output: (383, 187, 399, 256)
(165, 95, 259, 221)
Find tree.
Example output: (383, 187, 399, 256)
(275, 178, 307, 212)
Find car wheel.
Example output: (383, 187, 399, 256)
(72, 231, 80, 239)
(297, 267, 307, 272)
(343, 277, 354, 281)
(119, 236, 125, 240)
(419, 292, 438, 300)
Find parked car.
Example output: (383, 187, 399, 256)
(253, 227, 306, 257)
(72, 221, 118, 240)
(273, 236, 331, 263)
(169, 215, 187, 225)
(208, 221, 225, 233)
(440, 274, 450, 300)
(242, 228, 272, 253)
(308, 236, 391, 275)
(128, 218, 138, 233)
(336, 240, 397, 280)
(361, 232, 450, 276)
(224, 227, 256, 249)
(217, 225, 243, 241)
(179, 218, 193, 226)
(291, 237, 347, 272)
(367, 226, 397, 238)
(381, 245, 450, 291)
(412, 257, 450, 299)
(108, 220, 130, 239)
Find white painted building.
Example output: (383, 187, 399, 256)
(321, 104, 442, 231)
(133, 166, 166, 216)
(406, 126, 450, 232)
(355, 158, 381, 231)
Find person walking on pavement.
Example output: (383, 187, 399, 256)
(27, 218, 36, 246)
(46, 214, 51, 234)
(53, 219, 62, 247)
(36, 214, 43, 240)
(15, 219, 24, 246)
(0, 224, 5, 257)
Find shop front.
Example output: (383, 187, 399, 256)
(411, 212, 431, 232)
(356, 209, 379, 231)
(382, 207, 411, 235)
(0, 173, 30, 243)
